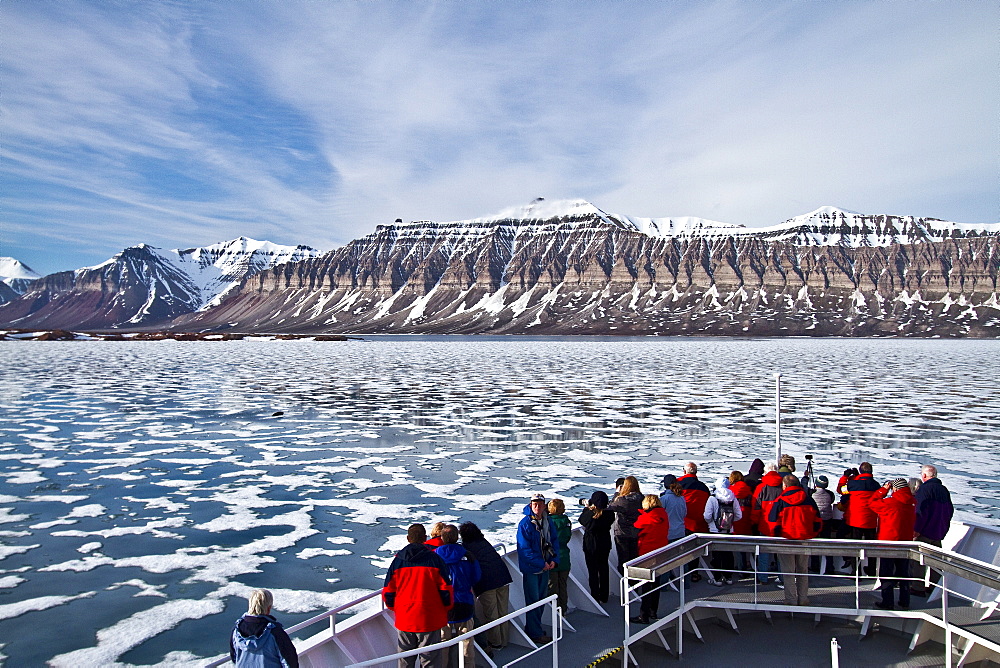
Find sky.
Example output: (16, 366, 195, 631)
(2, 1, 998, 276)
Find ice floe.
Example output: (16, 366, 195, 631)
(1, 337, 999, 665)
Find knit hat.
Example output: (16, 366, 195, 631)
(588, 490, 609, 510)
(891, 478, 908, 490)
(661, 474, 677, 488)
(816, 475, 829, 488)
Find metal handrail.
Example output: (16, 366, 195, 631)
(621, 534, 1000, 668)
(345, 593, 562, 668)
(625, 534, 1000, 590)
(205, 589, 384, 667)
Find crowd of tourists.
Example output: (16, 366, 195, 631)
(227, 457, 954, 668)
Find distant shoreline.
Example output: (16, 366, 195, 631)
(2, 328, 998, 342)
(0, 329, 359, 342)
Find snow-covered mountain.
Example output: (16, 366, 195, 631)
(365, 199, 998, 248)
(172, 199, 999, 338)
(0, 257, 42, 304)
(2, 202, 997, 335)
(0, 238, 321, 329)
(171, 237, 321, 308)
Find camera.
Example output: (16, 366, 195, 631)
(805, 454, 813, 460)
(578, 498, 589, 507)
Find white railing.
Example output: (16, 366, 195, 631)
(621, 534, 1000, 668)
(207, 590, 563, 668)
(205, 590, 384, 668)
(345, 594, 562, 668)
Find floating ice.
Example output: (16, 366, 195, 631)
(0, 592, 96, 621)
(1, 337, 998, 666)
(47, 598, 225, 668)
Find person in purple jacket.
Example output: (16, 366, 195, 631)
(911, 465, 954, 595)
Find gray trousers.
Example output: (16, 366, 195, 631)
(778, 553, 810, 605)
(398, 628, 443, 668)
(476, 584, 509, 648)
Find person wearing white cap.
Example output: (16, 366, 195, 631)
(516, 493, 559, 644)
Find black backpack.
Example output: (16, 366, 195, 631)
(716, 501, 736, 534)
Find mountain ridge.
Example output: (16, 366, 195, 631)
(2, 201, 998, 336)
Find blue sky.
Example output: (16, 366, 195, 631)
(2, 1, 997, 275)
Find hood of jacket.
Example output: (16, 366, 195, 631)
(762, 471, 783, 487)
(235, 613, 278, 641)
(730, 480, 752, 499)
(714, 477, 735, 502)
(748, 458, 765, 477)
(398, 541, 438, 563)
(777, 485, 808, 505)
(434, 543, 468, 564)
(889, 486, 915, 505)
(637, 506, 668, 525)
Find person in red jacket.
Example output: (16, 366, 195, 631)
(728, 470, 754, 581)
(425, 522, 446, 548)
(383, 524, 453, 667)
(678, 462, 711, 582)
(729, 471, 754, 536)
(631, 494, 670, 624)
(751, 463, 784, 584)
(678, 462, 711, 533)
(844, 462, 880, 575)
(768, 474, 822, 605)
(870, 478, 916, 610)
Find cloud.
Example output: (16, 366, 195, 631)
(1, 1, 996, 274)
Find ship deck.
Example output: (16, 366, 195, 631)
(489, 575, 975, 668)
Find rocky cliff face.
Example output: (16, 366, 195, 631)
(0, 245, 202, 330)
(175, 203, 1000, 337)
(0, 239, 321, 330)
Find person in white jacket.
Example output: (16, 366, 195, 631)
(703, 476, 744, 585)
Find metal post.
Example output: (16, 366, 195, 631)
(623, 573, 630, 666)
(552, 600, 559, 666)
(943, 586, 952, 668)
(831, 637, 841, 668)
(678, 566, 685, 657)
(774, 372, 782, 464)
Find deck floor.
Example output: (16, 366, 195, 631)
(485, 576, 968, 667)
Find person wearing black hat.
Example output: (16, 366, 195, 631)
(579, 491, 614, 603)
(811, 475, 836, 573)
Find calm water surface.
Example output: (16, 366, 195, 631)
(0, 337, 998, 666)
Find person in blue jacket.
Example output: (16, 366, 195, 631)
(516, 493, 560, 645)
(435, 524, 481, 668)
(230, 589, 299, 668)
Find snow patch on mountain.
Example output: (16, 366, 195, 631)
(382, 199, 998, 249)
(0, 257, 42, 300)
(77, 238, 322, 311)
(173, 237, 322, 309)
(0, 257, 41, 281)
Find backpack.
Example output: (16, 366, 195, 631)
(716, 501, 736, 534)
(232, 619, 284, 668)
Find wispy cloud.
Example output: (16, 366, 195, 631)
(2, 1, 996, 274)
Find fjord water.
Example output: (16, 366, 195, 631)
(1, 337, 998, 666)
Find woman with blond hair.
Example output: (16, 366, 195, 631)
(425, 521, 446, 547)
(547, 498, 572, 613)
(230, 588, 299, 667)
(631, 495, 670, 624)
(608, 476, 644, 573)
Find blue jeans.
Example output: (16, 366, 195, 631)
(756, 552, 775, 583)
(522, 571, 550, 639)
